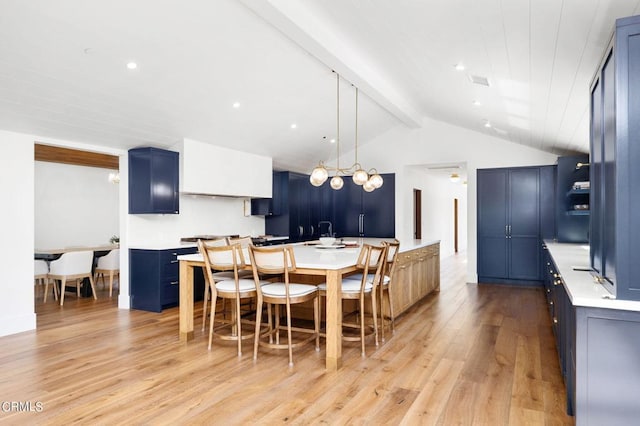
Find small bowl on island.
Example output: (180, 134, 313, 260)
(319, 237, 336, 246)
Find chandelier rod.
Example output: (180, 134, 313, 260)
(336, 72, 340, 171)
(354, 86, 358, 166)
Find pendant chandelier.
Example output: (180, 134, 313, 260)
(309, 72, 383, 192)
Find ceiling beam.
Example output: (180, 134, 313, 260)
(35, 143, 119, 169)
(239, 0, 423, 129)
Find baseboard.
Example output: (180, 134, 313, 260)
(477, 277, 543, 287)
(0, 312, 36, 337)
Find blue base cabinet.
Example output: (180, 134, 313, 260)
(478, 166, 555, 285)
(130, 247, 204, 312)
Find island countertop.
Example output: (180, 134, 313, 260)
(544, 240, 640, 312)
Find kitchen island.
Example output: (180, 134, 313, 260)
(178, 238, 440, 371)
(544, 241, 640, 425)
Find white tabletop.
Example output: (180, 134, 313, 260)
(545, 241, 640, 312)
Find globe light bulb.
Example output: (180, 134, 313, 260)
(310, 166, 328, 186)
(330, 175, 344, 190)
(363, 179, 375, 192)
(352, 168, 368, 185)
(369, 173, 383, 188)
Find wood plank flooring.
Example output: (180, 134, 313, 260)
(0, 254, 574, 425)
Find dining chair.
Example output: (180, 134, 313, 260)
(199, 240, 269, 356)
(94, 249, 120, 297)
(35, 259, 56, 302)
(47, 250, 97, 306)
(199, 237, 229, 330)
(319, 243, 386, 356)
(346, 240, 400, 341)
(379, 240, 400, 341)
(249, 245, 320, 366)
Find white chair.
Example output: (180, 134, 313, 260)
(35, 259, 56, 302)
(47, 251, 97, 306)
(94, 249, 120, 297)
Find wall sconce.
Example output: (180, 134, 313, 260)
(450, 173, 460, 183)
(108, 172, 120, 184)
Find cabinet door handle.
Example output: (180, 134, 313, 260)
(170, 281, 179, 285)
(505, 225, 508, 237)
(170, 260, 179, 264)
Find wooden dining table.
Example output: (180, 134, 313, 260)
(177, 243, 362, 371)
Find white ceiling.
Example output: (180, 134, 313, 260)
(1, 0, 639, 171)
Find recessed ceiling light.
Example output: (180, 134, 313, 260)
(290, 123, 297, 129)
(454, 63, 465, 71)
(232, 102, 240, 109)
(330, 138, 336, 144)
(126, 62, 137, 70)
(472, 100, 482, 107)
(484, 121, 492, 128)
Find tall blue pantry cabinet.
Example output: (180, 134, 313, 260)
(477, 166, 555, 285)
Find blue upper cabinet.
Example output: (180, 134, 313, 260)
(589, 15, 640, 300)
(128, 147, 179, 214)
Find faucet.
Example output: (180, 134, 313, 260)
(318, 221, 333, 237)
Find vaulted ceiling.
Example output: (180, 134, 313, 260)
(1, 0, 639, 171)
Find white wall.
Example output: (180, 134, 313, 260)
(34, 161, 119, 249)
(127, 195, 264, 247)
(351, 116, 558, 282)
(0, 130, 36, 336)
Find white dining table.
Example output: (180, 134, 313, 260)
(178, 243, 363, 371)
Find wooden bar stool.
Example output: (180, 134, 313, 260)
(319, 243, 386, 356)
(249, 245, 320, 366)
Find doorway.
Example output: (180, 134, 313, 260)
(414, 189, 422, 239)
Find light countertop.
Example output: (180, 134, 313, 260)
(129, 238, 439, 252)
(178, 238, 440, 270)
(544, 241, 640, 312)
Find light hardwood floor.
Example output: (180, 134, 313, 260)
(1, 254, 574, 425)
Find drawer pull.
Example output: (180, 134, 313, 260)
(170, 281, 179, 285)
(170, 260, 179, 264)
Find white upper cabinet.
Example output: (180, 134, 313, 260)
(173, 138, 272, 198)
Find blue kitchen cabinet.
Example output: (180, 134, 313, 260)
(333, 173, 395, 238)
(128, 147, 179, 214)
(130, 247, 204, 312)
(251, 171, 286, 216)
(264, 171, 395, 240)
(589, 15, 640, 300)
(478, 166, 551, 285)
(556, 155, 589, 243)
